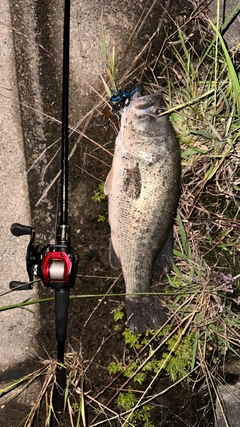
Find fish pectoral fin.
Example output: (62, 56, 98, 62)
(153, 230, 173, 275)
(104, 168, 114, 195)
(109, 239, 121, 269)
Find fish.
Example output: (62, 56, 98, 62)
(104, 92, 181, 334)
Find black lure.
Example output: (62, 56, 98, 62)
(110, 84, 142, 114)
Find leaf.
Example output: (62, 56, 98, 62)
(177, 213, 192, 258)
(209, 20, 240, 120)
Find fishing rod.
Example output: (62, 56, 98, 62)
(9, 0, 78, 413)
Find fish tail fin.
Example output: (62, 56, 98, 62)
(125, 295, 167, 335)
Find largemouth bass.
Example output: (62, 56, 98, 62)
(104, 92, 181, 334)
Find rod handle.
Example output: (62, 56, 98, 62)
(53, 360, 66, 412)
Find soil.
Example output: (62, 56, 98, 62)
(1, 1, 222, 426)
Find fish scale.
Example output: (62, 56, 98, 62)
(105, 92, 181, 334)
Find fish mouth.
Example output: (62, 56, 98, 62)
(129, 92, 166, 116)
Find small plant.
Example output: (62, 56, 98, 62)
(107, 310, 197, 425)
(91, 183, 107, 223)
(161, 331, 196, 382)
(108, 318, 195, 385)
(113, 305, 125, 330)
(91, 182, 106, 203)
(97, 214, 106, 223)
(118, 392, 154, 427)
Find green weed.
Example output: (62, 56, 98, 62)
(91, 182, 107, 223)
(91, 182, 107, 203)
(118, 392, 154, 427)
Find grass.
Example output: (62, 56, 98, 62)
(1, 1, 240, 426)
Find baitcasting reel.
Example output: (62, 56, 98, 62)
(9, 223, 78, 291)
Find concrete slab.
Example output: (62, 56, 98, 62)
(209, 0, 240, 47)
(215, 382, 240, 427)
(0, 2, 38, 373)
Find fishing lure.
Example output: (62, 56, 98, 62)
(110, 84, 142, 114)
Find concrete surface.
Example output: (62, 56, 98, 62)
(209, 0, 240, 47)
(215, 382, 240, 427)
(0, 2, 38, 373)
